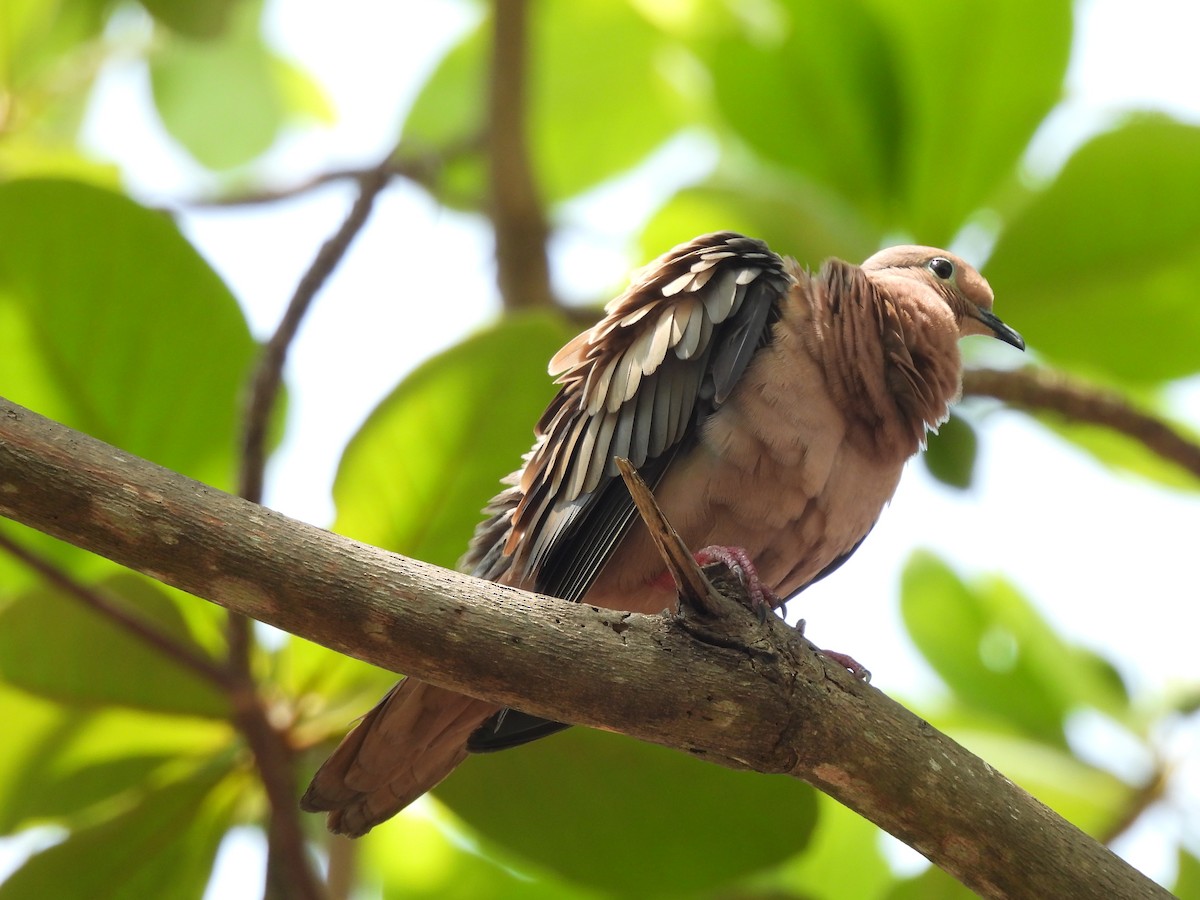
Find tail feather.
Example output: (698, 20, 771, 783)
(301, 678, 499, 837)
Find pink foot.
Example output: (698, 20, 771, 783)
(822, 649, 872, 683)
(791, 620, 871, 682)
(694, 545, 780, 618)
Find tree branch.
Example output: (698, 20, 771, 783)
(189, 162, 421, 209)
(487, 0, 554, 311)
(0, 396, 1170, 900)
(239, 158, 393, 502)
(963, 367, 1200, 480)
(184, 137, 485, 209)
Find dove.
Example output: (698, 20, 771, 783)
(302, 232, 1024, 836)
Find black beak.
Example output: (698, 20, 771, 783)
(977, 308, 1025, 351)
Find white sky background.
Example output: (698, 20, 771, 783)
(5, 0, 1195, 895)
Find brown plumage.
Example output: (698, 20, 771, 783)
(301, 232, 1024, 836)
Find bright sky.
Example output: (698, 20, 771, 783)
(10, 0, 1197, 895)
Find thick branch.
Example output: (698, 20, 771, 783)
(0, 397, 1169, 900)
(487, 0, 554, 311)
(964, 367, 1200, 480)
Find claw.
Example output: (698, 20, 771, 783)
(821, 648, 871, 683)
(694, 545, 780, 618)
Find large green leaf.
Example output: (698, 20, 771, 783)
(1175, 848, 1200, 900)
(1039, 413, 1200, 492)
(862, 0, 1071, 243)
(148, 1, 323, 170)
(0, 0, 108, 89)
(920, 715, 1135, 837)
(987, 117, 1200, 384)
(363, 809, 603, 900)
(704, 0, 1070, 242)
(0, 759, 241, 900)
(886, 864, 972, 899)
(139, 0, 245, 39)
(704, 0, 899, 229)
(900, 552, 1129, 746)
(0, 689, 231, 833)
(435, 727, 818, 893)
(0, 178, 255, 487)
(530, 0, 686, 200)
(402, 0, 685, 204)
(639, 171, 879, 269)
(277, 634, 397, 750)
(760, 794, 895, 899)
(333, 313, 577, 569)
(0, 573, 228, 717)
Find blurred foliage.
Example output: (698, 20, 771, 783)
(0, 0, 1197, 897)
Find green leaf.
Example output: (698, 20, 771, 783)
(530, 0, 686, 200)
(270, 54, 336, 125)
(0, 178, 255, 488)
(149, 3, 285, 170)
(0, 760, 241, 900)
(0, 0, 107, 88)
(1038, 414, 1200, 492)
(0, 690, 232, 833)
(704, 0, 899, 229)
(1174, 848, 1200, 900)
(276, 635, 396, 750)
(403, 1, 686, 204)
(922, 718, 1135, 837)
(333, 313, 577, 569)
(397, 23, 488, 206)
(704, 0, 1070, 242)
(922, 414, 978, 490)
(900, 552, 1129, 746)
(861, 0, 1071, 243)
(760, 794, 895, 899)
(640, 173, 879, 268)
(0, 684, 75, 832)
(435, 728, 818, 893)
(987, 117, 1200, 385)
(0, 574, 228, 717)
(0, 136, 121, 185)
(364, 809, 603, 900)
(886, 863, 972, 899)
(139, 0, 245, 39)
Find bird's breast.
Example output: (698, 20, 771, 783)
(583, 327, 911, 610)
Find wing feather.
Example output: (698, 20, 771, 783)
(459, 232, 794, 599)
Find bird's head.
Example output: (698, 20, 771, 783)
(861, 246, 1024, 351)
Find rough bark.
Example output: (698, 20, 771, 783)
(0, 396, 1169, 900)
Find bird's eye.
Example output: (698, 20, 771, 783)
(928, 257, 954, 280)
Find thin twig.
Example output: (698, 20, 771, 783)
(0, 531, 233, 690)
(190, 162, 415, 209)
(239, 159, 394, 503)
(487, 0, 554, 311)
(963, 367, 1200, 480)
(1099, 762, 1171, 846)
(186, 137, 484, 209)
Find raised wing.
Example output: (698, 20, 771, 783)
(461, 232, 795, 604)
